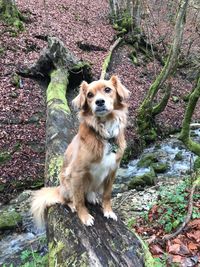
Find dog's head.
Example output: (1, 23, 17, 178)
(72, 75, 130, 117)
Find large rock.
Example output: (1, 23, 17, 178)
(137, 153, 158, 168)
(128, 167, 156, 189)
(151, 162, 168, 173)
(0, 207, 22, 230)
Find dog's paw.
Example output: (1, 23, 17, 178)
(104, 211, 117, 221)
(86, 192, 99, 205)
(67, 202, 76, 213)
(82, 214, 95, 226)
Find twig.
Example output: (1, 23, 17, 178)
(162, 180, 197, 241)
(115, 190, 135, 210)
(100, 37, 122, 80)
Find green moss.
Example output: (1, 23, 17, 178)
(121, 146, 133, 165)
(133, 232, 161, 267)
(137, 153, 158, 168)
(0, 208, 22, 230)
(174, 151, 183, 161)
(29, 179, 44, 189)
(0, 0, 24, 31)
(130, 49, 138, 65)
(151, 162, 168, 173)
(0, 184, 5, 193)
(0, 46, 4, 55)
(137, 106, 157, 144)
(11, 72, 20, 87)
(172, 95, 179, 103)
(0, 151, 11, 164)
(101, 51, 112, 79)
(71, 62, 91, 72)
(49, 241, 65, 267)
(113, 10, 132, 32)
(47, 69, 70, 113)
(128, 167, 156, 189)
(48, 155, 64, 185)
(194, 157, 200, 171)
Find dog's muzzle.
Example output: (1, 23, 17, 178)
(95, 98, 108, 116)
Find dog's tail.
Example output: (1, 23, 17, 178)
(31, 186, 64, 229)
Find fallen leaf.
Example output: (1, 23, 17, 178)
(188, 242, 198, 251)
(188, 219, 200, 230)
(187, 230, 200, 242)
(172, 255, 182, 263)
(168, 243, 181, 254)
(150, 244, 164, 255)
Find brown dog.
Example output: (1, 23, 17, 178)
(31, 75, 130, 227)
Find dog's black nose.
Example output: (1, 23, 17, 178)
(95, 99, 105, 107)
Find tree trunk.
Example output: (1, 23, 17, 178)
(136, 0, 189, 144)
(0, 0, 24, 30)
(47, 204, 145, 266)
(109, 0, 141, 31)
(179, 76, 200, 156)
(21, 37, 148, 266)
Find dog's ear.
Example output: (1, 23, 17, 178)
(110, 75, 130, 100)
(72, 81, 88, 109)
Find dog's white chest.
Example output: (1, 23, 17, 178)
(89, 143, 117, 190)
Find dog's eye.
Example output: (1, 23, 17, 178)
(104, 87, 111, 93)
(87, 92, 94, 98)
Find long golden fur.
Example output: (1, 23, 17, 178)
(31, 75, 130, 227)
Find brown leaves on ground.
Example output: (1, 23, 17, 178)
(134, 208, 200, 266)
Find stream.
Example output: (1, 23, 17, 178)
(0, 126, 199, 266)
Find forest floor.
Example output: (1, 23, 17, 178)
(0, 0, 200, 266)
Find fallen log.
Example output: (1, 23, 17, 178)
(22, 37, 149, 266)
(47, 204, 144, 266)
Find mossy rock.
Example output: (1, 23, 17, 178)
(137, 153, 158, 168)
(0, 152, 11, 164)
(174, 151, 183, 161)
(194, 157, 200, 171)
(0, 208, 22, 230)
(121, 146, 133, 165)
(128, 167, 156, 189)
(142, 128, 157, 144)
(151, 162, 168, 173)
(30, 179, 44, 189)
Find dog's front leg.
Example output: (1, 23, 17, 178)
(72, 172, 94, 226)
(102, 170, 117, 221)
(116, 131, 126, 163)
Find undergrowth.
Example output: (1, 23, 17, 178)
(3, 249, 48, 267)
(141, 178, 200, 234)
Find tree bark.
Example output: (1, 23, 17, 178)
(22, 37, 147, 266)
(136, 0, 189, 144)
(0, 0, 24, 30)
(109, 0, 141, 31)
(47, 204, 145, 267)
(179, 76, 200, 156)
